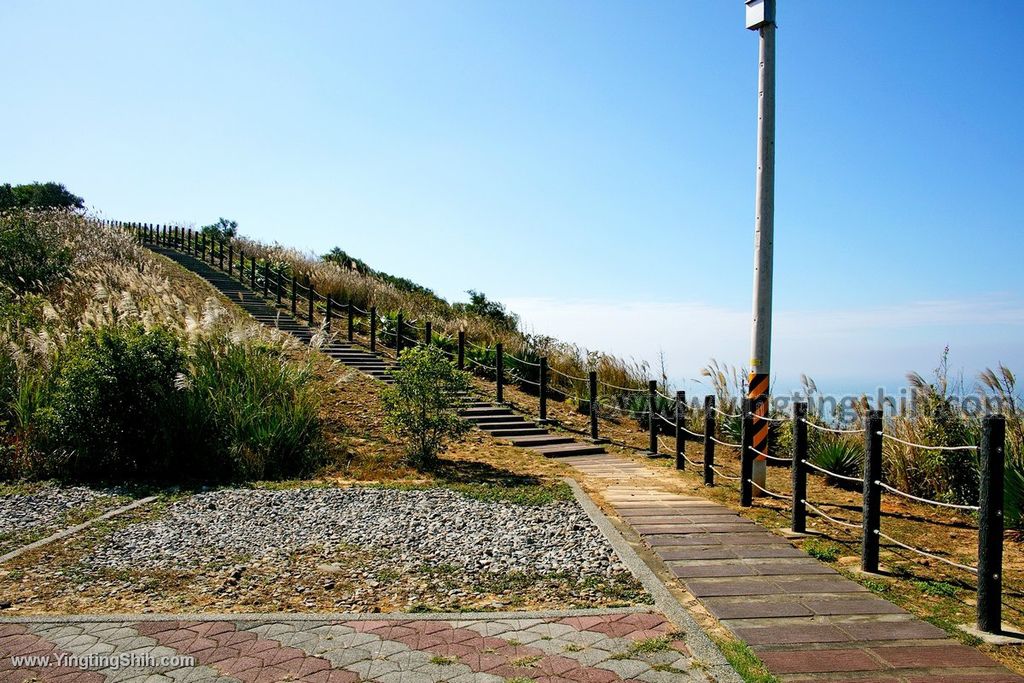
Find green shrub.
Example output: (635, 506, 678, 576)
(179, 333, 324, 481)
(41, 324, 185, 480)
(0, 211, 72, 294)
(382, 345, 471, 468)
(810, 437, 863, 490)
(804, 539, 842, 562)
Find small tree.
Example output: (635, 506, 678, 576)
(200, 217, 238, 241)
(381, 345, 471, 468)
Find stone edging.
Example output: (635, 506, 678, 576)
(563, 477, 742, 683)
(0, 496, 158, 565)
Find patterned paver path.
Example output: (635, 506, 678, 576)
(0, 610, 709, 682)
(564, 455, 1023, 683)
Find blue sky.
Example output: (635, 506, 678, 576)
(4, 1, 1022, 394)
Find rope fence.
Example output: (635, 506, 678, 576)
(117, 218, 1013, 636)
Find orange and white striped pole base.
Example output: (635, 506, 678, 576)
(748, 372, 769, 496)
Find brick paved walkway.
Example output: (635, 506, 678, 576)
(0, 610, 710, 683)
(564, 455, 1023, 683)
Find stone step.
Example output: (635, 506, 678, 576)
(529, 442, 606, 457)
(487, 427, 549, 437)
(463, 415, 523, 425)
(460, 407, 514, 417)
(508, 434, 574, 447)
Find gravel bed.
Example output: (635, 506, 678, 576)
(88, 487, 626, 577)
(0, 486, 108, 536)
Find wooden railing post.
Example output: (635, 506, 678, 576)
(675, 390, 686, 470)
(457, 331, 465, 369)
(861, 409, 884, 573)
(740, 398, 754, 506)
(496, 343, 504, 402)
(424, 322, 432, 346)
(704, 396, 716, 486)
(325, 296, 333, 332)
(275, 267, 283, 305)
(648, 380, 658, 455)
(250, 256, 256, 289)
(396, 313, 403, 357)
(978, 414, 1006, 634)
(370, 307, 377, 351)
(589, 371, 599, 441)
(307, 281, 315, 325)
(290, 274, 297, 316)
(539, 357, 548, 423)
(347, 302, 354, 341)
(792, 401, 808, 534)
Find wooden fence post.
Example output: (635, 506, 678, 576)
(589, 371, 599, 441)
(791, 401, 808, 533)
(457, 331, 465, 369)
(675, 391, 686, 470)
(325, 297, 332, 332)
(539, 357, 548, 423)
(648, 380, 658, 455)
(307, 282, 314, 325)
(496, 343, 504, 402)
(347, 302, 354, 341)
(704, 396, 716, 486)
(370, 307, 377, 351)
(262, 263, 269, 297)
(396, 313, 403, 357)
(861, 409, 884, 573)
(740, 398, 754, 506)
(978, 414, 1006, 633)
(424, 322, 431, 346)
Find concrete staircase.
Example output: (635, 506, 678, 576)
(151, 244, 607, 458)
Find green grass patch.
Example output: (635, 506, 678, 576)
(913, 579, 959, 598)
(509, 655, 542, 667)
(803, 538, 842, 562)
(627, 636, 673, 654)
(714, 638, 779, 683)
(429, 655, 457, 666)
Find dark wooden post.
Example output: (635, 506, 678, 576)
(262, 262, 269, 297)
(675, 391, 686, 470)
(396, 313, 404, 357)
(740, 398, 754, 506)
(539, 357, 548, 423)
(218, 241, 225, 270)
(228, 245, 234, 276)
(307, 282, 315, 325)
(457, 331, 465, 369)
(200, 234, 206, 261)
(704, 396, 716, 486)
(496, 343, 504, 402)
(325, 297, 332, 332)
(370, 307, 377, 351)
(861, 409, 884, 573)
(648, 380, 658, 455)
(347, 302, 354, 341)
(250, 256, 256, 288)
(791, 401, 808, 534)
(275, 267, 283, 305)
(978, 414, 1006, 633)
(290, 274, 297, 315)
(589, 371, 600, 441)
(424, 322, 432, 346)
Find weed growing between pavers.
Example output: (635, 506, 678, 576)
(713, 637, 780, 683)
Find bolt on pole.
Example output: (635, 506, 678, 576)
(745, 0, 776, 497)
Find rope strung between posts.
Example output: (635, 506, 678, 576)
(598, 400, 649, 417)
(748, 479, 788, 500)
(748, 413, 790, 423)
(711, 405, 742, 419)
(802, 419, 860, 434)
(467, 357, 496, 372)
(709, 435, 742, 448)
(679, 425, 705, 439)
(683, 453, 704, 467)
(879, 433, 978, 452)
(467, 340, 489, 351)
(598, 380, 646, 393)
(803, 500, 861, 530)
(749, 446, 792, 463)
(656, 389, 677, 402)
(656, 413, 675, 425)
(505, 352, 541, 367)
(875, 530, 978, 573)
(802, 459, 864, 484)
(516, 376, 541, 387)
(550, 367, 588, 382)
(874, 481, 980, 511)
(710, 465, 741, 481)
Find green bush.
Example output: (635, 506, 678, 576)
(809, 437, 863, 490)
(382, 345, 471, 468)
(0, 182, 83, 211)
(41, 324, 185, 480)
(0, 211, 72, 294)
(178, 333, 324, 481)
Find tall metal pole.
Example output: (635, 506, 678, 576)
(746, 0, 776, 496)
